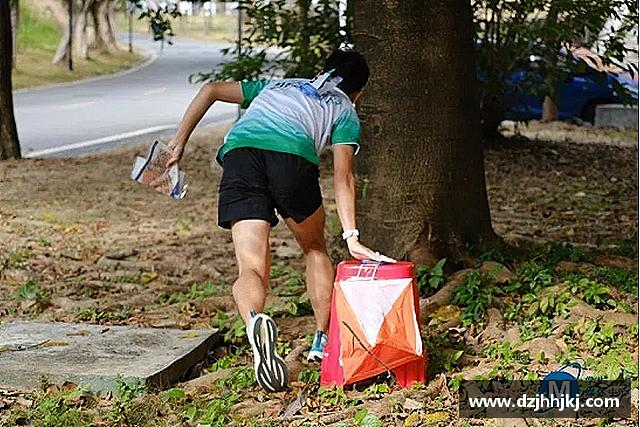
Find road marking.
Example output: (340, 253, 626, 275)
(23, 112, 237, 158)
(55, 101, 96, 111)
(23, 125, 177, 158)
(144, 87, 167, 95)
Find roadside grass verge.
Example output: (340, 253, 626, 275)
(12, 1, 143, 90)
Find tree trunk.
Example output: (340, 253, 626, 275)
(103, 0, 120, 50)
(541, 96, 559, 121)
(353, 0, 495, 262)
(51, 0, 95, 65)
(0, 0, 21, 160)
(90, 0, 114, 52)
(10, 0, 18, 68)
(74, 0, 95, 59)
(52, 0, 76, 65)
(541, 1, 560, 122)
(480, 96, 505, 143)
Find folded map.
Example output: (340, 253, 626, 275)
(131, 141, 188, 199)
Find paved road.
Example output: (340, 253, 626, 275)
(14, 34, 238, 157)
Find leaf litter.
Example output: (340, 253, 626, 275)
(0, 122, 637, 426)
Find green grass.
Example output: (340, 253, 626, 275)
(17, 0, 60, 51)
(12, 0, 143, 90)
(0, 246, 31, 271)
(15, 278, 42, 301)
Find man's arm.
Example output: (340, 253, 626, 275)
(333, 144, 395, 262)
(166, 81, 243, 167)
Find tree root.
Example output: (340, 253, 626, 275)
(419, 261, 514, 322)
(593, 255, 637, 271)
(420, 268, 472, 321)
(569, 300, 636, 326)
(180, 368, 234, 395)
(319, 408, 360, 424)
(284, 343, 308, 383)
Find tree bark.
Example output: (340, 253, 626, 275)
(0, 0, 21, 160)
(480, 97, 505, 143)
(75, 0, 96, 60)
(51, 0, 96, 65)
(541, 1, 560, 122)
(52, 0, 76, 65)
(541, 96, 559, 121)
(103, 0, 120, 50)
(10, 0, 18, 68)
(353, 0, 495, 262)
(90, 0, 117, 52)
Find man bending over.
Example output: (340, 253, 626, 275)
(166, 50, 394, 392)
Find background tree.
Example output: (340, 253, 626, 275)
(0, 0, 21, 160)
(10, 0, 18, 68)
(474, 0, 638, 139)
(129, 0, 181, 45)
(352, 0, 495, 261)
(210, 0, 636, 140)
(52, 0, 89, 65)
(90, 0, 121, 53)
(52, 0, 124, 65)
(190, 0, 348, 82)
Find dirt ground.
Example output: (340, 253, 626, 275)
(0, 122, 637, 426)
(490, 120, 637, 246)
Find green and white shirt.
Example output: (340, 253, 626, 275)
(216, 79, 361, 165)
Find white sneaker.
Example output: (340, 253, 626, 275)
(246, 311, 289, 392)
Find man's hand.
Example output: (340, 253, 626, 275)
(165, 139, 186, 168)
(346, 237, 396, 263)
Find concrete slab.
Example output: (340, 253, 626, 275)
(0, 321, 220, 393)
(595, 104, 638, 128)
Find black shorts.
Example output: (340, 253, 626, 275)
(218, 147, 322, 229)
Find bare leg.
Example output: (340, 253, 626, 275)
(230, 219, 271, 324)
(285, 206, 334, 332)
(232, 219, 289, 392)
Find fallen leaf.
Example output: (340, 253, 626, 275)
(15, 396, 33, 407)
(404, 412, 422, 427)
(104, 249, 139, 260)
(67, 330, 91, 337)
(61, 382, 77, 392)
(423, 411, 448, 424)
(45, 384, 59, 395)
(402, 397, 422, 411)
(178, 331, 199, 339)
(39, 341, 68, 348)
(284, 390, 307, 416)
(431, 305, 461, 322)
(141, 272, 158, 284)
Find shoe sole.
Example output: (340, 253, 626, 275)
(307, 349, 323, 363)
(249, 315, 288, 392)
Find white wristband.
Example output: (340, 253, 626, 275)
(342, 228, 360, 240)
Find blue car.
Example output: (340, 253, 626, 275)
(502, 53, 639, 123)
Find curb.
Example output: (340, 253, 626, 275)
(13, 46, 158, 95)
